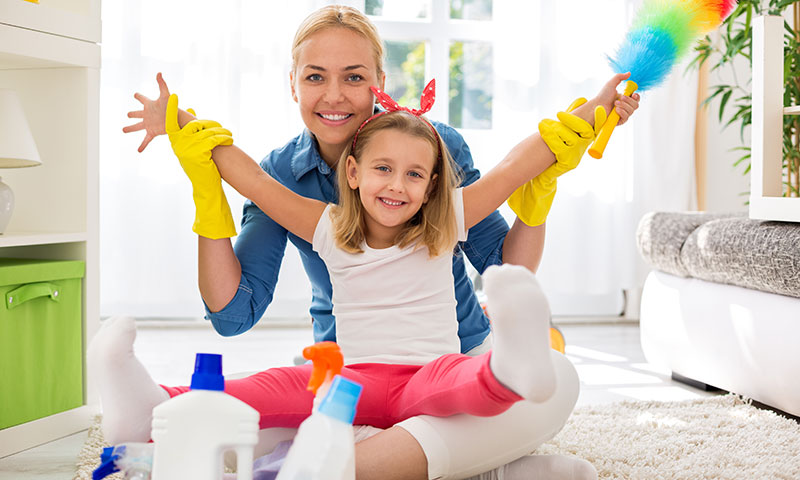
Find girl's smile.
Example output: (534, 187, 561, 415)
(378, 197, 406, 208)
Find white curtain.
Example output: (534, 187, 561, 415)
(99, 0, 324, 318)
(100, 0, 697, 319)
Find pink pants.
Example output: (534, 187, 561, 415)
(162, 352, 521, 430)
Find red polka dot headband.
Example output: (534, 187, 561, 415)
(351, 79, 439, 155)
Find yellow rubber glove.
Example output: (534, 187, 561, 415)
(507, 98, 607, 226)
(165, 94, 237, 239)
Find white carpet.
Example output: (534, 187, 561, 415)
(536, 395, 800, 479)
(74, 395, 800, 479)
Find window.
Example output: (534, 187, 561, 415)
(450, 0, 491, 21)
(366, 0, 494, 129)
(366, 0, 430, 19)
(449, 40, 492, 129)
(384, 40, 426, 108)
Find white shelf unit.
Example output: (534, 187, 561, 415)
(750, 15, 800, 222)
(0, 0, 100, 457)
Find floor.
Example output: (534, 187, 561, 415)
(0, 321, 719, 479)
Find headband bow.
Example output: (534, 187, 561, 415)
(373, 78, 436, 116)
(352, 79, 438, 152)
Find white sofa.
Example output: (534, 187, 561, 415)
(637, 212, 800, 417)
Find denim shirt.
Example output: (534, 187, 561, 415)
(205, 121, 508, 353)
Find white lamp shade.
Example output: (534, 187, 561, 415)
(0, 89, 41, 168)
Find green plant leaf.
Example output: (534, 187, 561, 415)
(691, 0, 800, 202)
(719, 90, 733, 122)
(733, 154, 752, 167)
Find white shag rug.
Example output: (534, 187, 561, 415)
(74, 395, 800, 479)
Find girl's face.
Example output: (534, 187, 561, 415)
(290, 28, 385, 166)
(346, 128, 437, 246)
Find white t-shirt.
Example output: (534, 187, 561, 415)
(312, 188, 468, 365)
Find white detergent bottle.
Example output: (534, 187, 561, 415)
(276, 375, 363, 480)
(150, 353, 259, 480)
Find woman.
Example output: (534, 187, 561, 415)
(123, 6, 639, 479)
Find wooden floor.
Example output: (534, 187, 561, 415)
(0, 321, 718, 479)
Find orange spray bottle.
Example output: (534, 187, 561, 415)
(303, 341, 345, 408)
(276, 342, 362, 480)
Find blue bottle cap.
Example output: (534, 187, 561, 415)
(318, 375, 362, 424)
(190, 353, 225, 391)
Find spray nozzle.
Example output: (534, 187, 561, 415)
(303, 341, 343, 395)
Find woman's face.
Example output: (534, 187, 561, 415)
(290, 28, 385, 165)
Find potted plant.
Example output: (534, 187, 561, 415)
(692, 0, 800, 197)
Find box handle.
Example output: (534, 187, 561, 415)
(6, 282, 61, 309)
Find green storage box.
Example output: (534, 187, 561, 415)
(0, 258, 85, 429)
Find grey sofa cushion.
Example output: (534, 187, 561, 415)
(636, 212, 741, 277)
(637, 212, 800, 299)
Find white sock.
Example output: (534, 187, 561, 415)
(87, 316, 168, 444)
(469, 454, 598, 480)
(483, 264, 556, 402)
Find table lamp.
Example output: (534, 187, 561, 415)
(0, 89, 42, 234)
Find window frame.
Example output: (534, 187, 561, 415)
(360, 0, 496, 128)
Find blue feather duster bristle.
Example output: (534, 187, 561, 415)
(609, 27, 678, 91)
(608, 0, 705, 91)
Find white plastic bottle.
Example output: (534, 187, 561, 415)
(276, 375, 363, 480)
(150, 353, 259, 480)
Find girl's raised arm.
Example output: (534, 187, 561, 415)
(207, 143, 326, 243)
(461, 134, 553, 230)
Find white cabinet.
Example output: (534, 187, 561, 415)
(0, 0, 101, 43)
(750, 15, 800, 222)
(0, 0, 100, 457)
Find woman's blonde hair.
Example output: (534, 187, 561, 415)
(331, 112, 462, 257)
(291, 5, 385, 77)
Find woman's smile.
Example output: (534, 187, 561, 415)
(316, 110, 354, 125)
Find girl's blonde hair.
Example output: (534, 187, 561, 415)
(331, 112, 462, 257)
(291, 5, 385, 77)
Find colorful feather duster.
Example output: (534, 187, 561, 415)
(588, 0, 737, 159)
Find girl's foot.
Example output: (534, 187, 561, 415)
(87, 316, 168, 444)
(483, 264, 556, 402)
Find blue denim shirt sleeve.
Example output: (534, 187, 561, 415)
(203, 150, 291, 336)
(204, 133, 338, 339)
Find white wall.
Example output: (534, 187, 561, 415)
(703, 51, 751, 214)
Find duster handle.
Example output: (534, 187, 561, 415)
(588, 80, 638, 159)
